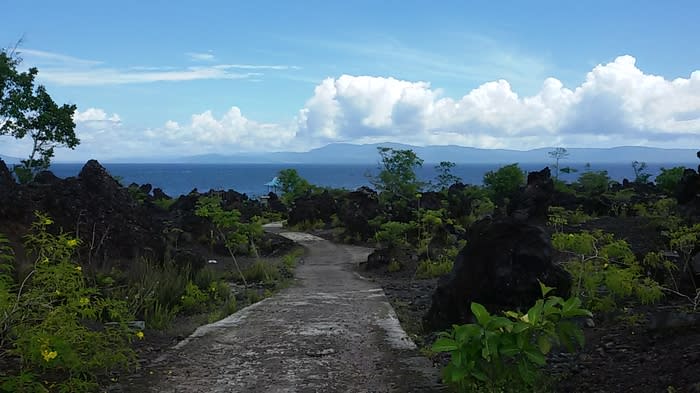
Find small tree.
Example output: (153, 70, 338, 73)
(1, 48, 79, 182)
(655, 166, 685, 195)
(483, 163, 525, 206)
(433, 161, 461, 191)
(371, 147, 424, 202)
(631, 161, 651, 183)
(548, 147, 569, 180)
(277, 168, 313, 206)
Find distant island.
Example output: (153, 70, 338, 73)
(36, 143, 698, 165)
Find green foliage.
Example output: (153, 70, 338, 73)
(631, 161, 652, 183)
(1, 48, 79, 179)
(633, 197, 680, 231)
(387, 260, 401, 273)
(547, 207, 568, 233)
(434, 161, 461, 190)
(288, 219, 325, 232)
(0, 213, 135, 391)
(576, 170, 611, 197)
(608, 188, 635, 217)
(552, 231, 664, 311)
(483, 163, 525, 206)
(655, 166, 686, 195)
(241, 261, 281, 284)
(277, 168, 314, 206)
(669, 224, 700, 295)
(180, 282, 209, 315)
(153, 198, 175, 210)
(196, 195, 264, 287)
(126, 184, 148, 204)
(144, 301, 178, 330)
(433, 283, 591, 392)
(375, 221, 412, 250)
(415, 258, 453, 278)
(371, 147, 425, 209)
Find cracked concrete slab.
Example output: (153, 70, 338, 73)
(126, 233, 442, 392)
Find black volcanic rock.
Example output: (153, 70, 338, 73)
(424, 217, 571, 331)
(337, 186, 379, 241)
(288, 190, 338, 227)
(34, 170, 61, 185)
(0, 159, 15, 189)
(152, 188, 170, 200)
(508, 167, 554, 223)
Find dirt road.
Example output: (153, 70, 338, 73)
(135, 230, 442, 392)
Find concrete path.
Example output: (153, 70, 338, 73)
(138, 231, 442, 393)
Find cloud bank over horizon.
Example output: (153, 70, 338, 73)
(2, 55, 699, 161)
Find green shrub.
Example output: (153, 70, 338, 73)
(153, 197, 175, 210)
(180, 282, 209, 315)
(375, 221, 413, 250)
(552, 231, 663, 311)
(483, 164, 525, 205)
(576, 170, 611, 196)
(241, 261, 281, 284)
(144, 301, 178, 330)
(0, 213, 136, 391)
(387, 260, 401, 272)
(433, 283, 591, 392)
(415, 258, 453, 278)
(655, 166, 685, 195)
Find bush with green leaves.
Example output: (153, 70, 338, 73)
(432, 283, 591, 393)
(277, 168, 315, 206)
(631, 160, 651, 183)
(375, 221, 413, 251)
(483, 163, 525, 206)
(0, 213, 136, 392)
(552, 231, 663, 311)
(655, 166, 686, 195)
(433, 161, 461, 191)
(576, 169, 611, 197)
(195, 195, 264, 287)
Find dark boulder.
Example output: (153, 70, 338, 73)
(287, 190, 338, 227)
(337, 186, 379, 241)
(424, 217, 571, 331)
(676, 168, 700, 205)
(266, 192, 287, 214)
(33, 170, 61, 185)
(0, 160, 16, 189)
(152, 188, 170, 200)
(139, 183, 153, 195)
(508, 167, 554, 223)
(419, 191, 444, 211)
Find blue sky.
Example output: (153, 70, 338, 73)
(2, 0, 699, 160)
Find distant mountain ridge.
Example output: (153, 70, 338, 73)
(2, 144, 697, 165)
(174, 143, 697, 165)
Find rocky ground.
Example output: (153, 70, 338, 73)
(360, 216, 700, 393)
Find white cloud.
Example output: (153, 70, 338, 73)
(4, 55, 700, 162)
(74, 108, 121, 123)
(150, 107, 298, 153)
(20, 49, 298, 86)
(295, 56, 700, 149)
(186, 52, 216, 62)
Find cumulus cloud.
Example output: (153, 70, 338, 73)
(150, 107, 297, 153)
(4, 55, 699, 162)
(295, 55, 700, 149)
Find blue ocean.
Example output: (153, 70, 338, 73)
(48, 162, 695, 198)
